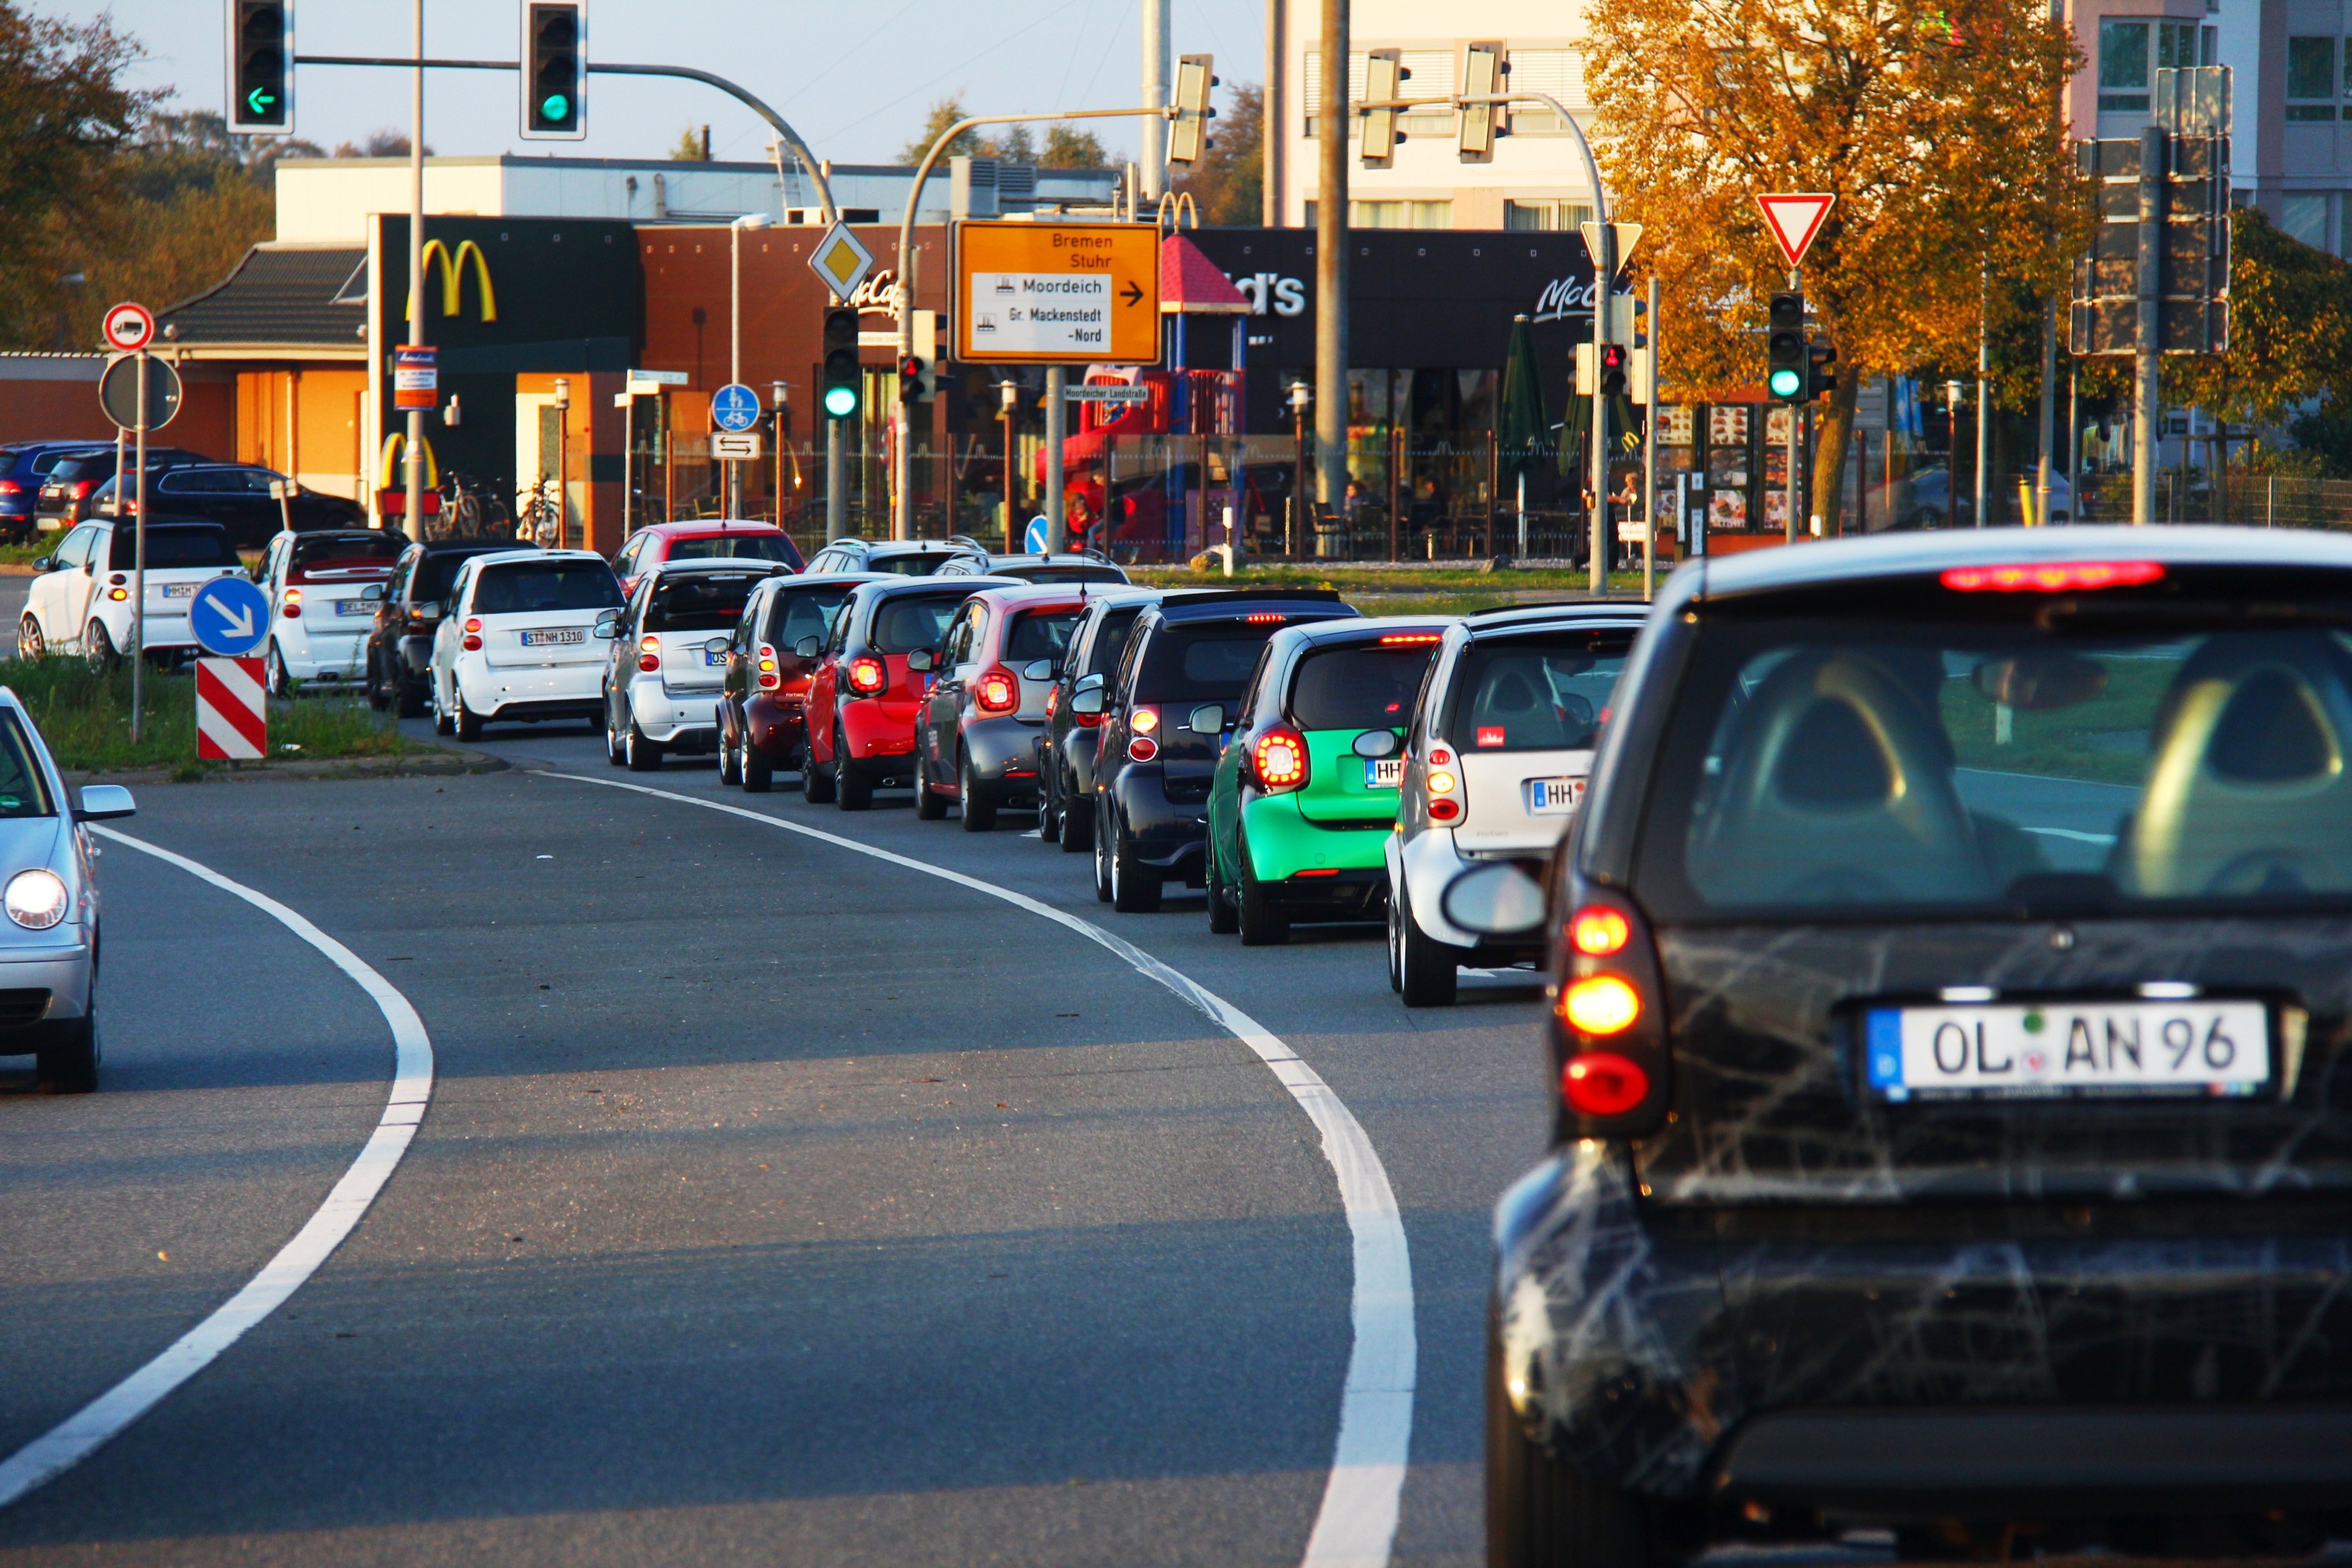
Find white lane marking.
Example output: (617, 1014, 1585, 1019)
(546, 772, 1415, 1568)
(0, 827, 433, 1511)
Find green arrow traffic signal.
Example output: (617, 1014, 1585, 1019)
(247, 88, 276, 115)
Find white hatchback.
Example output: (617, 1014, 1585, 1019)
(1387, 604, 1646, 1006)
(430, 550, 624, 741)
(256, 528, 406, 694)
(20, 519, 245, 665)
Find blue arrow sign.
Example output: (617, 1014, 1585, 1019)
(710, 383, 761, 434)
(190, 575, 270, 659)
(1022, 516, 1051, 554)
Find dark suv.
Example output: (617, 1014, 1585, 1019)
(107, 464, 366, 547)
(366, 539, 538, 716)
(1478, 528, 2352, 1564)
(1085, 590, 1356, 911)
(36, 448, 204, 530)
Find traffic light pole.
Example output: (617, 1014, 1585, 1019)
(403, 0, 426, 546)
(889, 105, 1180, 544)
(1786, 268, 1801, 545)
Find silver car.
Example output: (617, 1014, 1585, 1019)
(0, 689, 134, 1091)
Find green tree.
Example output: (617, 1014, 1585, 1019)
(0, 5, 147, 347)
(669, 125, 706, 162)
(901, 97, 979, 163)
(1040, 125, 1109, 169)
(1171, 82, 1261, 226)
(2165, 206, 2352, 427)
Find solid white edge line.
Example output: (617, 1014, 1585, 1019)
(0, 826, 434, 1511)
(544, 771, 1416, 1568)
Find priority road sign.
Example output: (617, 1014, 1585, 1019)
(1756, 194, 1836, 269)
(102, 302, 154, 352)
(955, 220, 1160, 365)
(190, 575, 270, 658)
(98, 354, 183, 432)
(195, 656, 267, 761)
(710, 383, 761, 433)
(808, 223, 877, 302)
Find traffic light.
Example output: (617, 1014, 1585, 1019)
(898, 354, 929, 406)
(1459, 42, 1501, 162)
(1169, 53, 1217, 165)
(822, 308, 861, 421)
(227, 0, 292, 135)
(1360, 49, 1402, 164)
(1806, 338, 1838, 402)
(521, 1, 586, 141)
(1766, 291, 1806, 402)
(1598, 343, 1629, 398)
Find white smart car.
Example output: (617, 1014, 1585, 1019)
(430, 549, 623, 741)
(602, 557, 788, 770)
(20, 517, 245, 666)
(1387, 604, 1646, 1006)
(255, 528, 407, 695)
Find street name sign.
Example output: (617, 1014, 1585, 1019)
(955, 221, 1160, 365)
(627, 368, 688, 396)
(99, 354, 182, 431)
(190, 575, 270, 659)
(1756, 194, 1836, 269)
(710, 383, 761, 433)
(710, 430, 764, 460)
(808, 223, 877, 302)
(1065, 383, 1149, 404)
(102, 302, 154, 352)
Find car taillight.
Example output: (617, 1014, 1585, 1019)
(1128, 735, 1159, 761)
(1940, 561, 2162, 593)
(1245, 612, 1284, 623)
(1130, 703, 1160, 735)
(1251, 725, 1308, 791)
(0, 480, 20, 495)
(1550, 883, 1668, 1138)
(1425, 742, 1462, 822)
(72, 480, 93, 499)
(461, 614, 481, 652)
(847, 655, 886, 695)
(637, 634, 662, 673)
(107, 586, 126, 601)
(757, 643, 779, 691)
(1379, 630, 1443, 644)
(975, 666, 1018, 714)
(1044, 685, 1059, 718)
(282, 586, 302, 619)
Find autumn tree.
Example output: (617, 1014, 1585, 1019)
(1171, 82, 1262, 226)
(1040, 125, 1109, 169)
(0, 5, 146, 347)
(1587, 0, 2083, 525)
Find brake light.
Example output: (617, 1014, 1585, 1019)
(975, 666, 1018, 713)
(109, 573, 125, 586)
(1128, 735, 1159, 761)
(1562, 1054, 1650, 1116)
(461, 613, 481, 652)
(637, 635, 661, 673)
(1245, 612, 1285, 623)
(282, 586, 302, 619)
(1044, 685, 1059, 718)
(1379, 631, 1443, 644)
(1561, 975, 1642, 1035)
(1252, 725, 1308, 791)
(463, 617, 481, 633)
(0, 481, 20, 495)
(1569, 906, 1631, 956)
(1131, 703, 1160, 735)
(1940, 561, 2162, 593)
(847, 655, 886, 695)
(757, 644, 779, 691)
(1552, 884, 1668, 1134)
(72, 480, 93, 499)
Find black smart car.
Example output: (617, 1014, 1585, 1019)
(366, 538, 539, 717)
(1084, 590, 1354, 912)
(1473, 527, 2352, 1563)
(1037, 587, 1192, 851)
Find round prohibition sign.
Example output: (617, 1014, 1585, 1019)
(102, 301, 154, 353)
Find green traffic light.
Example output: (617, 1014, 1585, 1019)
(1769, 368, 1804, 398)
(540, 93, 571, 123)
(823, 386, 858, 419)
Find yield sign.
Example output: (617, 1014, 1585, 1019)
(1755, 194, 1835, 268)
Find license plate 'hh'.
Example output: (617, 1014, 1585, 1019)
(519, 627, 585, 648)
(1365, 757, 1403, 788)
(1525, 776, 1584, 815)
(1865, 999, 2273, 1102)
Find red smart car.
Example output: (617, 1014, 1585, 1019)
(801, 575, 1014, 810)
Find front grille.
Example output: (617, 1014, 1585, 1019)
(0, 987, 54, 1027)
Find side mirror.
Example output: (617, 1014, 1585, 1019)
(1188, 702, 1225, 734)
(30, 557, 49, 573)
(1071, 686, 1106, 717)
(1022, 659, 1054, 682)
(360, 583, 386, 602)
(76, 784, 136, 822)
(794, 635, 822, 659)
(1074, 672, 1106, 695)
(906, 648, 936, 673)
(1353, 730, 1399, 759)
(416, 601, 442, 619)
(1439, 862, 1548, 936)
(591, 609, 619, 640)
(703, 635, 731, 657)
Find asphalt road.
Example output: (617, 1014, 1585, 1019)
(0, 714, 1557, 1566)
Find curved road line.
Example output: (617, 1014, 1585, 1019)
(546, 771, 1417, 1568)
(0, 826, 434, 1511)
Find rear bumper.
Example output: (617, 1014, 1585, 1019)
(742, 691, 805, 759)
(458, 658, 601, 717)
(962, 716, 1042, 797)
(626, 674, 720, 745)
(1109, 764, 1207, 880)
(1495, 1142, 2352, 1512)
(838, 695, 917, 759)
(1241, 793, 1394, 880)
(280, 623, 372, 681)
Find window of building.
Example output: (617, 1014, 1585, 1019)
(2281, 193, 2331, 251)
(1505, 199, 1595, 232)
(2288, 35, 2338, 119)
(2098, 20, 2150, 111)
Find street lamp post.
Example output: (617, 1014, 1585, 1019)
(1000, 379, 1020, 551)
(1945, 379, 1966, 526)
(553, 376, 571, 549)
(1288, 379, 1312, 561)
(729, 212, 771, 520)
(403, 0, 426, 544)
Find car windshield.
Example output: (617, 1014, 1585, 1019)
(768, 586, 854, 648)
(869, 594, 965, 652)
(473, 561, 622, 615)
(647, 572, 764, 632)
(1633, 615, 2352, 920)
(663, 534, 802, 568)
(290, 534, 401, 575)
(1290, 644, 1437, 731)
(108, 527, 238, 569)
(1444, 631, 1630, 753)
(1005, 609, 1082, 664)
(1140, 625, 1280, 702)
(0, 714, 53, 817)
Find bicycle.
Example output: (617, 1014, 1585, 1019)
(514, 477, 564, 547)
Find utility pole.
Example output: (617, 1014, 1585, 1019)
(1263, 0, 1283, 224)
(403, 0, 426, 544)
(1140, 0, 1171, 202)
(1313, 0, 1348, 557)
(2133, 124, 2163, 525)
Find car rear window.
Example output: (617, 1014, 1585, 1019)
(1005, 609, 1082, 664)
(1138, 624, 1279, 702)
(473, 561, 622, 615)
(869, 594, 965, 652)
(0, 714, 53, 818)
(647, 572, 764, 632)
(664, 534, 803, 569)
(412, 550, 498, 605)
(768, 584, 855, 648)
(108, 527, 238, 569)
(1633, 615, 2352, 920)
(1444, 631, 1630, 753)
(1289, 644, 1436, 731)
(1011, 564, 1126, 583)
(873, 553, 957, 577)
(290, 534, 402, 575)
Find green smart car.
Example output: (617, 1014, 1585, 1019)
(1204, 616, 1454, 945)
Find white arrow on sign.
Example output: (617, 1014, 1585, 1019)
(1756, 194, 1836, 269)
(212, 601, 256, 642)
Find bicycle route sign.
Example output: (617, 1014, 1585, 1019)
(710, 383, 761, 433)
(190, 575, 271, 659)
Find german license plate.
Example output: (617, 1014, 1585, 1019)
(1524, 776, 1584, 815)
(159, 583, 197, 600)
(519, 627, 584, 648)
(335, 599, 372, 616)
(1364, 757, 1403, 788)
(705, 648, 728, 666)
(1864, 1000, 2273, 1102)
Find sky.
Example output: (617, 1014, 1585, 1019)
(33, 1, 1265, 168)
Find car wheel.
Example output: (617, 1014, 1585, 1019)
(624, 721, 662, 771)
(1397, 877, 1461, 1007)
(718, 728, 743, 786)
(366, 648, 392, 711)
(263, 641, 290, 695)
(1109, 812, 1161, 913)
(1092, 800, 1115, 902)
(804, 724, 838, 804)
(742, 740, 774, 794)
(455, 695, 484, 742)
(957, 747, 996, 832)
(397, 668, 426, 720)
(833, 726, 872, 811)
(84, 621, 118, 673)
(1061, 771, 1095, 853)
(603, 701, 626, 764)
(36, 996, 97, 1094)
(914, 752, 949, 819)
(1386, 881, 1406, 993)
(1236, 831, 1290, 946)
(434, 677, 456, 737)
(18, 615, 43, 660)
(1036, 780, 1059, 840)
(1206, 837, 1240, 935)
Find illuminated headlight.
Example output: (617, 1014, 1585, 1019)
(5, 869, 68, 930)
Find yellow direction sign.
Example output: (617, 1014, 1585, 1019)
(954, 220, 1160, 365)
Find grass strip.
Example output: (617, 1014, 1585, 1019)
(0, 659, 416, 779)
